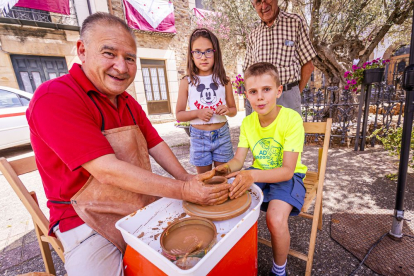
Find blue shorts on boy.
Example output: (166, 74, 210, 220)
(238, 106, 307, 215)
(190, 123, 234, 166)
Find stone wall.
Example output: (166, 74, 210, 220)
(109, 0, 239, 115)
(0, 25, 79, 89)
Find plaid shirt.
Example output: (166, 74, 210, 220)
(243, 10, 317, 85)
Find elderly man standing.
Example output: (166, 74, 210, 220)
(27, 13, 230, 275)
(244, 0, 316, 115)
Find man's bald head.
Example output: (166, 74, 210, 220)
(80, 12, 136, 45)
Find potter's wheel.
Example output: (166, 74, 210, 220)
(183, 192, 252, 221)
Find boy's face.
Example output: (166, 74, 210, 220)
(245, 73, 283, 116)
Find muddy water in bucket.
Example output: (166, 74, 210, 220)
(160, 217, 217, 266)
(163, 224, 214, 253)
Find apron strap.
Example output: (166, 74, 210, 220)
(88, 93, 105, 132)
(49, 200, 71, 204)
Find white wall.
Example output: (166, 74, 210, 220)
(90, 0, 109, 13)
(74, 0, 91, 26)
(188, 0, 196, 10)
(134, 48, 179, 115)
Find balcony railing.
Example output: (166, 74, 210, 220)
(0, 0, 79, 30)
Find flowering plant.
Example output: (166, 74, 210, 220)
(344, 58, 390, 92)
(232, 74, 245, 95)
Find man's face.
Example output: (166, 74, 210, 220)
(77, 24, 137, 101)
(253, 0, 279, 26)
(245, 74, 282, 116)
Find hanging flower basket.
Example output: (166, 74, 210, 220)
(237, 85, 245, 94)
(363, 68, 385, 85)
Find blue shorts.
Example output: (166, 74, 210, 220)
(247, 167, 306, 216)
(189, 123, 234, 167)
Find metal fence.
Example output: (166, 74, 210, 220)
(301, 82, 406, 147)
(0, 0, 79, 30)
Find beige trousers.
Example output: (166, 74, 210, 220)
(54, 224, 123, 276)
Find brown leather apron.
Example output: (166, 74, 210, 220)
(69, 95, 159, 254)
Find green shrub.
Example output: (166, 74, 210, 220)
(370, 126, 414, 170)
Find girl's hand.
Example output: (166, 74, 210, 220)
(198, 109, 214, 122)
(215, 105, 229, 115)
(226, 170, 254, 199)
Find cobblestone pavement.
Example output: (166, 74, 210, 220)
(1, 111, 413, 275)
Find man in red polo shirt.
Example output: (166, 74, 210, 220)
(27, 13, 230, 275)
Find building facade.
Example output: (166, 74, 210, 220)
(0, 0, 240, 122)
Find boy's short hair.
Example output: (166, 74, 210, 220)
(244, 62, 281, 86)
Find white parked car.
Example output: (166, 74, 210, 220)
(0, 86, 33, 150)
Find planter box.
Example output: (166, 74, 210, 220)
(176, 125, 190, 136)
(363, 68, 385, 84)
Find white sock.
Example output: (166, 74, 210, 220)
(272, 260, 287, 276)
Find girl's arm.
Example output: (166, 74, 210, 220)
(216, 81, 237, 117)
(176, 78, 212, 122)
(175, 78, 197, 122)
(224, 81, 237, 117)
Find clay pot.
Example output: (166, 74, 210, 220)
(203, 176, 227, 186)
(160, 217, 217, 262)
(203, 176, 229, 204)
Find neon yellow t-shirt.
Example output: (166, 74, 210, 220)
(238, 106, 307, 174)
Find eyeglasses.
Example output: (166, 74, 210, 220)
(191, 49, 215, 59)
(254, 0, 272, 7)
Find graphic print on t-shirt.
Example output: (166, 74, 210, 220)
(194, 82, 223, 111)
(252, 138, 283, 169)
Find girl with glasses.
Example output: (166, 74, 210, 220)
(176, 28, 237, 174)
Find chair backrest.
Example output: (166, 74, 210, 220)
(0, 155, 63, 255)
(303, 118, 332, 195)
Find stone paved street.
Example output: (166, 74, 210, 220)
(1, 111, 413, 275)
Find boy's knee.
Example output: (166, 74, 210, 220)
(266, 212, 289, 234)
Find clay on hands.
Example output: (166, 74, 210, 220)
(182, 170, 231, 205)
(226, 170, 254, 199)
(214, 163, 231, 177)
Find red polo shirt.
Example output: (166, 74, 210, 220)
(27, 63, 163, 234)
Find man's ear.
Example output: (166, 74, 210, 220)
(77, 39, 86, 63)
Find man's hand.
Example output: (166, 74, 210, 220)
(198, 109, 214, 122)
(215, 163, 231, 176)
(215, 105, 229, 116)
(182, 170, 231, 205)
(227, 170, 254, 199)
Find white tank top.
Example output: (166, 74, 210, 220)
(187, 75, 227, 125)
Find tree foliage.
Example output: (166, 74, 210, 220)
(197, 0, 414, 86)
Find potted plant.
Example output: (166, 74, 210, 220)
(344, 58, 390, 92)
(232, 74, 245, 97)
(174, 121, 190, 136)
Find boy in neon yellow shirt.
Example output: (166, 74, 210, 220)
(216, 62, 307, 276)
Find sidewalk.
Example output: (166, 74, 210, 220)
(2, 111, 412, 275)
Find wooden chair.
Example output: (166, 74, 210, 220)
(258, 118, 332, 276)
(0, 154, 64, 275)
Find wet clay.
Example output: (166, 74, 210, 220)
(163, 224, 214, 252)
(175, 257, 201, 270)
(203, 176, 227, 185)
(183, 192, 252, 221)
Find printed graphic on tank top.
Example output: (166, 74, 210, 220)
(188, 75, 227, 125)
